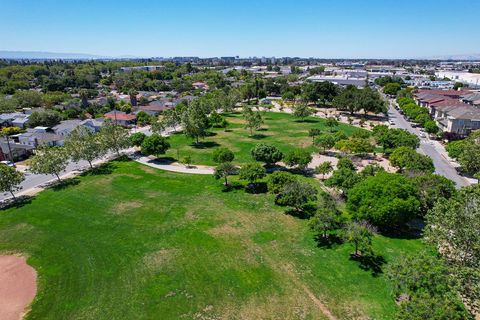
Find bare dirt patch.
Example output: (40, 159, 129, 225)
(0, 255, 37, 320)
(112, 201, 143, 214)
(143, 249, 177, 270)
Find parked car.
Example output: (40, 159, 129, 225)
(389, 120, 395, 125)
(0, 160, 14, 167)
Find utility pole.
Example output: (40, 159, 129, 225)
(4, 134, 16, 168)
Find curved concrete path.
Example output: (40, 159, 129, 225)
(134, 156, 214, 175)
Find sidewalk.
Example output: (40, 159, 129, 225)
(133, 155, 214, 175)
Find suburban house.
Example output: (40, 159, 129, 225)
(104, 110, 136, 127)
(11, 127, 64, 147)
(0, 112, 30, 128)
(462, 92, 480, 106)
(414, 89, 480, 137)
(136, 99, 174, 116)
(52, 120, 82, 137)
(0, 138, 34, 161)
(80, 118, 105, 133)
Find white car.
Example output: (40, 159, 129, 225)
(388, 120, 395, 125)
(0, 160, 14, 167)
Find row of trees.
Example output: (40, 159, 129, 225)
(397, 97, 439, 134)
(446, 131, 480, 177)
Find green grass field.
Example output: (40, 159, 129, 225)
(0, 160, 423, 319)
(164, 112, 364, 165)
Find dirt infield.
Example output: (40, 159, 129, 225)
(0, 255, 37, 320)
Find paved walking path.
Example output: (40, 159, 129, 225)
(133, 155, 214, 174)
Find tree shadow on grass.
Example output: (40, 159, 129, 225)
(284, 206, 316, 220)
(379, 224, 423, 240)
(51, 178, 80, 191)
(245, 182, 268, 194)
(314, 234, 343, 249)
(0, 195, 33, 211)
(150, 157, 177, 165)
(294, 119, 319, 123)
(191, 141, 220, 149)
(250, 134, 268, 140)
(220, 181, 244, 192)
(206, 131, 218, 137)
(81, 162, 118, 176)
(349, 253, 386, 277)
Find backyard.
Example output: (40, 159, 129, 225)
(0, 159, 423, 319)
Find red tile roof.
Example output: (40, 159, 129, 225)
(104, 112, 136, 121)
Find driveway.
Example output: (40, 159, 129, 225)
(387, 101, 473, 188)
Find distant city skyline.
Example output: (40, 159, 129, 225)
(1, 0, 480, 59)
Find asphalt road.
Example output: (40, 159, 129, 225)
(0, 125, 178, 202)
(387, 100, 471, 188)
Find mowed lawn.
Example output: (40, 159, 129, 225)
(164, 111, 364, 165)
(0, 160, 423, 319)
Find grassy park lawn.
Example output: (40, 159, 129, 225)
(164, 111, 364, 165)
(0, 159, 423, 319)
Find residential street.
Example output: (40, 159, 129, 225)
(387, 101, 473, 188)
(0, 125, 177, 202)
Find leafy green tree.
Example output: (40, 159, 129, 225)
(315, 161, 333, 180)
(324, 158, 359, 193)
(356, 87, 387, 115)
(267, 171, 297, 194)
(383, 82, 401, 96)
(182, 155, 192, 168)
(29, 145, 69, 182)
(325, 117, 339, 132)
(332, 85, 359, 115)
(293, 103, 314, 121)
(129, 132, 147, 147)
(242, 106, 264, 136)
(412, 174, 456, 216)
(315, 133, 336, 153)
(141, 134, 170, 157)
(136, 111, 152, 126)
(301, 81, 338, 105)
(65, 126, 105, 169)
(387, 251, 471, 320)
(389, 147, 434, 173)
(284, 149, 312, 170)
(276, 180, 317, 213)
(14, 90, 43, 108)
(424, 120, 439, 134)
(414, 113, 430, 126)
(181, 102, 210, 144)
(446, 140, 468, 159)
(308, 128, 321, 143)
(212, 147, 235, 163)
(458, 143, 480, 176)
(335, 137, 373, 155)
(342, 220, 376, 256)
(0, 164, 25, 199)
(347, 172, 420, 227)
(309, 207, 338, 239)
(250, 143, 283, 166)
(99, 121, 131, 156)
(214, 162, 238, 186)
(239, 162, 266, 186)
(375, 127, 420, 154)
(425, 185, 480, 314)
(28, 110, 63, 128)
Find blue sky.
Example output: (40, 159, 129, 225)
(1, 0, 479, 58)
